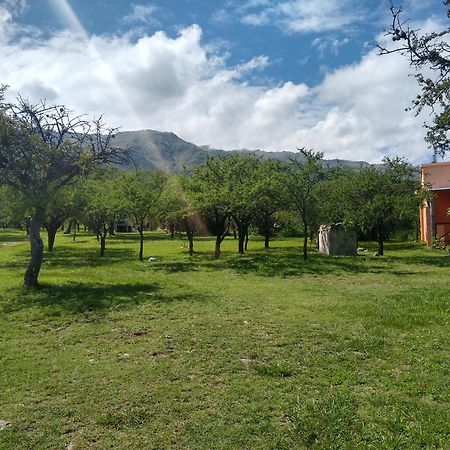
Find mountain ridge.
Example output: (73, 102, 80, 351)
(112, 129, 371, 172)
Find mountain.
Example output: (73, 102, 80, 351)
(112, 130, 207, 172)
(113, 129, 371, 172)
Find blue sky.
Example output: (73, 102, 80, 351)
(0, 0, 446, 162)
(18, 0, 390, 86)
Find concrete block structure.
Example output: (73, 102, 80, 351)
(318, 223, 357, 256)
(420, 161, 450, 246)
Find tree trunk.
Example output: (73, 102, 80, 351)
(213, 216, 229, 259)
(214, 236, 222, 259)
(47, 226, 58, 252)
(64, 218, 73, 234)
(238, 233, 245, 254)
(245, 230, 249, 251)
(108, 222, 116, 236)
(264, 233, 270, 249)
(44, 216, 64, 251)
(237, 222, 249, 254)
(24, 217, 44, 288)
(167, 221, 175, 239)
(99, 225, 107, 257)
(139, 226, 144, 261)
(377, 221, 384, 256)
(100, 235, 106, 256)
(303, 222, 308, 261)
(186, 222, 195, 256)
(188, 235, 194, 256)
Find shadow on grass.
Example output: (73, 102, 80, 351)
(388, 254, 450, 268)
(222, 249, 387, 277)
(0, 246, 137, 270)
(2, 281, 203, 315)
(0, 231, 28, 243)
(150, 248, 384, 277)
(3, 233, 448, 279)
(44, 246, 137, 268)
(150, 245, 449, 278)
(104, 232, 183, 243)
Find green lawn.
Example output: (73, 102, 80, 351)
(0, 230, 449, 449)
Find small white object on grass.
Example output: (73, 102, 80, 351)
(0, 420, 10, 430)
(148, 257, 157, 262)
(240, 358, 253, 365)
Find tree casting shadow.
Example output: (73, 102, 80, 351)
(2, 282, 203, 315)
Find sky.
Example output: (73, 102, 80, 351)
(0, 0, 447, 163)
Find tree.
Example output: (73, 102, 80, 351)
(159, 175, 200, 256)
(252, 159, 287, 249)
(282, 149, 325, 260)
(188, 154, 282, 256)
(379, 2, 450, 155)
(83, 171, 127, 257)
(122, 170, 167, 261)
(0, 185, 27, 229)
(336, 158, 423, 255)
(226, 154, 263, 254)
(186, 156, 233, 259)
(43, 184, 84, 251)
(0, 89, 128, 287)
(317, 166, 359, 226)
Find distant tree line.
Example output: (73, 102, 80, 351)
(0, 88, 427, 288)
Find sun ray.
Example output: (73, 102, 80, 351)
(47, 0, 144, 129)
(48, 0, 87, 37)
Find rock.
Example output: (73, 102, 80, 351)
(240, 358, 253, 365)
(0, 420, 10, 430)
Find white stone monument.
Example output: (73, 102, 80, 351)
(318, 223, 357, 256)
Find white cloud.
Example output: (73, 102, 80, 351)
(3, 0, 27, 14)
(406, 0, 436, 13)
(312, 36, 350, 57)
(210, 9, 234, 25)
(121, 3, 160, 27)
(241, 0, 365, 34)
(0, 17, 437, 164)
(0, 0, 28, 43)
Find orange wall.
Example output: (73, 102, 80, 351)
(421, 162, 450, 189)
(434, 190, 450, 223)
(420, 162, 450, 245)
(420, 204, 431, 245)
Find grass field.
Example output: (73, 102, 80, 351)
(0, 230, 449, 449)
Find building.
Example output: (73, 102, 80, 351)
(114, 221, 133, 232)
(420, 161, 450, 246)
